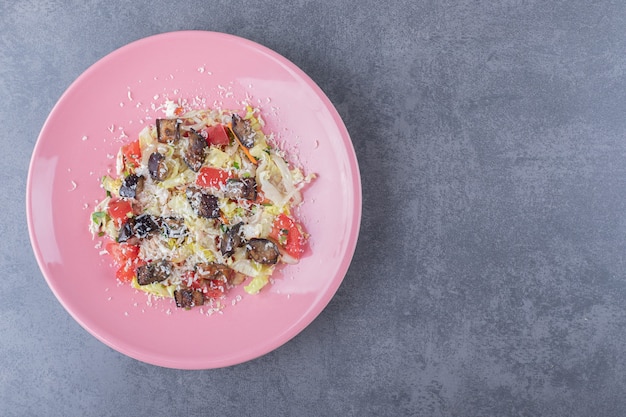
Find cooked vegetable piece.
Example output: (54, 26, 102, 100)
(223, 178, 257, 201)
(174, 288, 204, 309)
(133, 214, 159, 238)
(246, 238, 280, 264)
(231, 114, 255, 148)
(148, 152, 168, 181)
(117, 218, 137, 244)
(182, 128, 207, 172)
(156, 118, 180, 143)
(186, 186, 220, 218)
(220, 222, 244, 257)
(227, 123, 258, 165)
(119, 174, 144, 199)
(136, 260, 172, 285)
(195, 262, 236, 284)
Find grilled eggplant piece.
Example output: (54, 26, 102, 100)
(246, 238, 280, 264)
(174, 288, 204, 309)
(231, 114, 256, 148)
(220, 222, 244, 257)
(136, 260, 172, 285)
(186, 186, 220, 218)
(182, 129, 207, 172)
(117, 214, 158, 243)
(223, 178, 257, 201)
(148, 152, 168, 181)
(156, 118, 180, 143)
(117, 218, 138, 244)
(195, 262, 236, 283)
(119, 174, 144, 199)
(133, 214, 159, 238)
(159, 217, 187, 238)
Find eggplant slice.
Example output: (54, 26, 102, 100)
(220, 222, 244, 257)
(186, 186, 220, 218)
(195, 262, 236, 284)
(117, 218, 138, 244)
(231, 114, 256, 148)
(246, 238, 280, 264)
(182, 129, 207, 172)
(174, 288, 204, 309)
(133, 214, 159, 238)
(148, 152, 168, 181)
(119, 174, 144, 199)
(223, 178, 257, 201)
(136, 260, 172, 285)
(156, 118, 180, 143)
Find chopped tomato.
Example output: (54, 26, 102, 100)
(269, 214, 305, 259)
(106, 242, 142, 282)
(204, 279, 227, 299)
(174, 106, 185, 116)
(106, 241, 139, 264)
(107, 199, 133, 224)
(190, 276, 226, 299)
(121, 140, 141, 171)
(204, 124, 230, 146)
(195, 167, 231, 188)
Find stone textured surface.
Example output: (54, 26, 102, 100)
(4, 0, 626, 416)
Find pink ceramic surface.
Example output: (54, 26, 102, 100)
(26, 31, 361, 369)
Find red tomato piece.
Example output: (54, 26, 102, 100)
(107, 199, 133, 223)
(190, 275, 226, 299)
(106, 242, 142, 282)
(115, 263, 138, 282)
(195, 167, 231, 188)
(121, 140, 141, 171)
(106, 242, 139, 264)
(204, 279, 227, 299)
(269, 214, 305, 259)
(204, 124, 230, 146)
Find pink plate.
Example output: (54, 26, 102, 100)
(26, 31, 361, 369)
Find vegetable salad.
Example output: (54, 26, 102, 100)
(90, 103, 314, 309)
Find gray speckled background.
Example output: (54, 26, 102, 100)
(4, 0, 626, 416)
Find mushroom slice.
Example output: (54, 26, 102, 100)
(148, 152, 168, 181)
(174, 288, 204, 309)
(136, 260, 172, 285)
(223, 178, 257, 201)
(182, 129, 207, 172)
(156, 118, 180, 143)
(119, 174, 144, 199)
(231, 114, 256, 148)
(220, 222, 244, 257)
(246, 238, 280, 264)
(185, 186, 220, 218)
